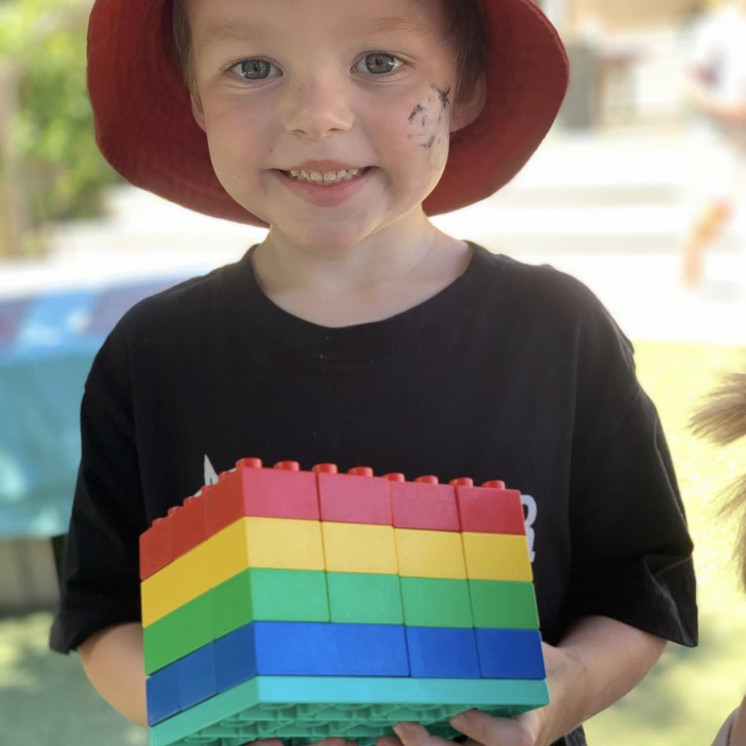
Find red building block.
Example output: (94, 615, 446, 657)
(387, 475, 460, 531)
(139, 517, 173, 581)
(452, 478, 526, 535)
(204, 459, 320, 536)
(170, 495, 207, 559)
(315, 464, 392, 525)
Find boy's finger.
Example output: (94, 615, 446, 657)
(376, 736, 403, 746)
(392, 722, 439, 746)
(450, 709, 530, 746)
(450, 709, 495, 742)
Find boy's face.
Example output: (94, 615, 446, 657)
(186, 0, 481, 250)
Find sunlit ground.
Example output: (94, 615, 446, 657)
(1, 340, 744, 745)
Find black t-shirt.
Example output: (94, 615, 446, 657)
(50, 243, 697, 746)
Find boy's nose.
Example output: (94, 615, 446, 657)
(281, 74, 354, 139)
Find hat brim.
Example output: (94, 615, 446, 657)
(88, 0, 568, 226)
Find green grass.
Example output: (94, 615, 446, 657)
(0, 610, 147, 745)
(0, 340, 744, 745)
(584, 341, 746, 746)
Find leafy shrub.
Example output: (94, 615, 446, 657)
(0, 0, 120, 227)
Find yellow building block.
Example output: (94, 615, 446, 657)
(322, 522, 397, 574)
(207, 517, 326, 587)
(394, 528, 466, 579)
(461, 532, 533, 581)
(141, 517, 324, 626)
(141, 540, 212, 626)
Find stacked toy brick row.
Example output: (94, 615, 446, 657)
(140, 459, 546, 736)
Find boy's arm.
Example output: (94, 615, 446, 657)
(78, 622, 149, 727)
(389, 615, 666, 746)
(686, 67, 746, 125)
(531, 615, 666, 745)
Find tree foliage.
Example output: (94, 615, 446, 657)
(0, 0, 120, 226)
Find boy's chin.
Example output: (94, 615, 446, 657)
(269, 223, 380, 253)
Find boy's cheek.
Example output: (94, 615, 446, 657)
(402, 85, 452, 167)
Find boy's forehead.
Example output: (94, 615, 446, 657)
(187, 0, 447, 42)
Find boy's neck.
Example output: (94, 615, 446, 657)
(250, 216, 473, 328)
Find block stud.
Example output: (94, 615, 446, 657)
(236, 457, 263, 470)
(313, 463, 338, 474)
(348, 466, 373, 477)
(275, 461, 300, 471)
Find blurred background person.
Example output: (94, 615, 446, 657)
(681, 0, 746, 290)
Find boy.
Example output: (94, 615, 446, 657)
(51, 1, 698, 745)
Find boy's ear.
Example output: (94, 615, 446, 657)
(450, 73, 486, 133)
(191, 94, 206, 132)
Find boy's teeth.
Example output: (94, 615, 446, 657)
(288, 168, 364, 184)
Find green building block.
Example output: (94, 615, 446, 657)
(399, 577, 473, 627)
(211, 568, 330, 639)
(149, 675, 550, 746)
(326, 572, 403, 624)
(144, 568, 330, 673)
(468, 580, 540, 629)
(144, 591, 213, 674)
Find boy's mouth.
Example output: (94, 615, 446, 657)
(281, 167, 371, 185)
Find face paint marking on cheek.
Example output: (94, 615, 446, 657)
(433, 85, 451, 111)
(407, 85, 452, 167)
(408, 103, 427, 126)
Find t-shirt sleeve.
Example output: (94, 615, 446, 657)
(563, 290, 697, 647)
(49, 325, 146, 653)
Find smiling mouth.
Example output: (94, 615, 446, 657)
(281, 167, 371, 185)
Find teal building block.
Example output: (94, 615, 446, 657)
(211, 567, 330, 639)
(149, 676, 550, 746)
(399, 577, 473, 627)
(326, 572, 403, 624)
(468, 580, 540, 629)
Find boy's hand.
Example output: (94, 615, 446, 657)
(381, 709, 541, 746)
(244, 738, 357, 746)
(378, 618, 667, 746)
(377, 642, 572, 746)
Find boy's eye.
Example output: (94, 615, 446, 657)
(230, 59, 279, 80)
(355, 53, 402, 75)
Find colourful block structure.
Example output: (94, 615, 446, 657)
(140, 460, 547, 746)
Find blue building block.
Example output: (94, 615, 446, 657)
(405, 627, 481, 678)
(146, 662, 181, 726)
(475, 629, 546, 679)
(214, 625, 257, 692)
(178, 644, 217, 711)
(214, 621, 409, 689)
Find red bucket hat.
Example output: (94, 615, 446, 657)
(87, 0, 568, 226)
